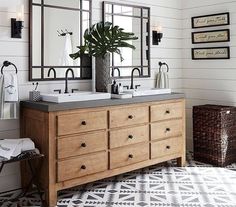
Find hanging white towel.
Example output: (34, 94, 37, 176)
(155, 71, 169, 89)
(3, 73, 19, 102)
(0, 74, 19, 119)
(59, 33, 74, 66)
(0, 138, 35, 160)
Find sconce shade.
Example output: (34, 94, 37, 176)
(11, 18, 23, 38)
(152, 31, 163, 45)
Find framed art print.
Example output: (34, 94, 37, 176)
(192, 47, 230, 60)
(192, 12, 230, 28)
(192, 29, 230, 44)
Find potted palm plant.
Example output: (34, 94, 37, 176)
(70, 21, 138, 92)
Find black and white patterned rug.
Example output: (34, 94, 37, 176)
(1, 152, 236, 207)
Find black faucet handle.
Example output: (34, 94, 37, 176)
(123, 85, 129, 90)
(135, 85, 141, 89)
(54, 89, 61, 94)
(72, 89, 79, 93)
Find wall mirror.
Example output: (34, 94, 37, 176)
(103, 1, 150, 78)
(29, 0, 92, 81)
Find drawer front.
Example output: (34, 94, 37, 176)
(110, 106, 149, 128)
(151, 119, 182, 140)
(57, 131, 107, 159)
(151, 137, 182, 159)
(57, 152, 108, 182)
(110, 143, 149, 169)
(110, 125, 149, 149)
(151, 101, 183, 122)
(57, 111, 107, 136)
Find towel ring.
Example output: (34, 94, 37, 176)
(1, 61, 18, 75)
(158, 62, 169, 73)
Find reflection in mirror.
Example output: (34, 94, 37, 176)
(103, 2, 150, 78)
(30, 0, 92, 81)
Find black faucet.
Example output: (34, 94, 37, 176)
(130, 68, 141, 89)
(64, 68, 75, 93)
(47, 68, 56, 79)
(111, 67, 121, 77)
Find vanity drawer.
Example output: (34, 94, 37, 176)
(151, 119, 182, 140)
(57, 110, 107, 136)
(110, 125, 149, 149)
(57, 151, 108, 182)
(110, 143, 149, 169)
(57, 131, 107, 159)
(151, 137, 182, 159)
(151, 101, 183, 122)
(110, 106, 149, 128)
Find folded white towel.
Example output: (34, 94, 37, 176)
(0, 138, 35, 160)
(3, 73, 19, 102)
(155, 71, 169, 89)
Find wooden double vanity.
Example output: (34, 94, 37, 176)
(20, 93, 186, 206)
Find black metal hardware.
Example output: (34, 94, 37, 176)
(57, 29, 73, 36)
(135, 84, 141, 89)
(81, 121, 87, 125)
(159, 62, 169, 73)
(130, 68, 141, 89)
(1, 61, 18, 74)
(54, 89, 61, 94)
(111, 67, 121, 77)
(128, 135, 133, 139)
(48, 68, 56, 79)
(128, 115, 134, 119)
(166, 128, 171, 132)
(128, 154, 134, 159)
(72, 89, 79, 93)
(165, 110, 170, 114)
(65, 68, 75, 93)
(11, 18, 24, 39)
(81, 143, 86, 148)
(81, 165, 86, 170)
(123, 85, 130, 90)
(153, 31, 163, 45)
(166, 146, 171, 149)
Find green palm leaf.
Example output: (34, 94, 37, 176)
(70, 21, 138, 61)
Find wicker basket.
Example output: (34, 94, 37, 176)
(193, 104, 236, 167)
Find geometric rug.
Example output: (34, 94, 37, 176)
(1, 152, 236, 207)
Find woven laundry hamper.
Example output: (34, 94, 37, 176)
(193, 104, 236, 167)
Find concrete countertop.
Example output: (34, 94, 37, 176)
(20, 92, 185, 112)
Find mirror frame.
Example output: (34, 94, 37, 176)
(102, 1, 151, 78)
(29, 0, 92, 81)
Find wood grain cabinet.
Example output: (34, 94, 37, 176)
(20, 98, 185, 206)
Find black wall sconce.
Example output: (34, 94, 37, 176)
(11, 5, 24, 38)
(152, 25, 163, 45)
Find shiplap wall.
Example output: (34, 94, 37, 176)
(0, 0, 183, 192)
(182, 0, 236, 150)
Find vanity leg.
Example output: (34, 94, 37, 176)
(45, 188, 57, 207)
(177, 156, 186, 167)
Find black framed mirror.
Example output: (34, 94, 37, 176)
(103, 1, 150, 78)
(29, 0, 92, 81)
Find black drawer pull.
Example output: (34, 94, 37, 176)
(128, 115, 133, 119)
(165, 110, 170, 114)
(81, 121, 87, 125)
(166, 146, 171, 149)
(128, 154, 134, 159)
(166, 128, 171, 132)
(128, 135, 133, 139)
(81, 165, 86, 170)
(81, 143, 86, 148)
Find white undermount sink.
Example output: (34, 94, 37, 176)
(123, 88, 172, 97)
(41, 91, 111, 103)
